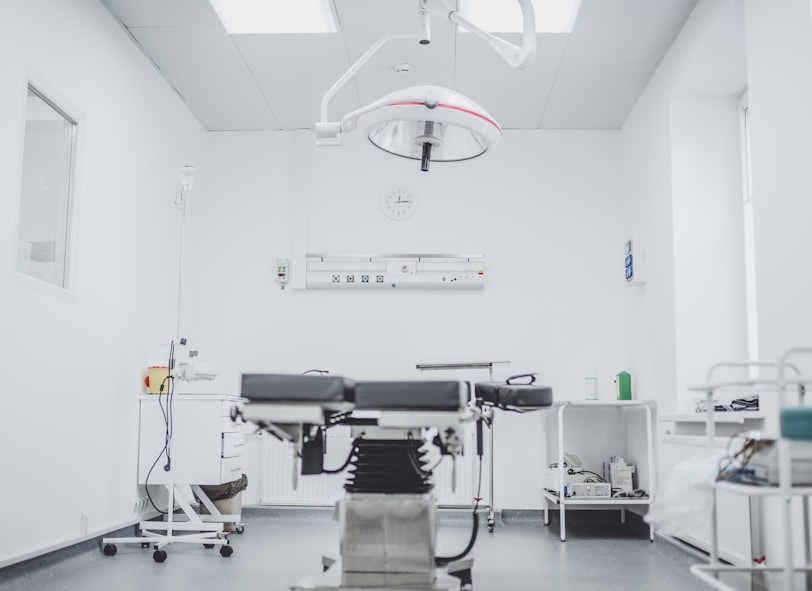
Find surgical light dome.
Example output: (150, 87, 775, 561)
(354, 86, 501, 171)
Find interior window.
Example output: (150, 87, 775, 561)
(16, 85, 77, 288)
(740, 93, 758, 366)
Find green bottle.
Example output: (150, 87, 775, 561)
(616, 372, 632, 400)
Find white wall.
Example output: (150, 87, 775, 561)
(671, 96, 748, 410)
(0, 0, 204, 566)
(188, 128, 628, 509)
(746, 0, 812, 384)
(624, 0, 812, 566)
(744, 0, 812, 566)
(621, 0, 748, 415)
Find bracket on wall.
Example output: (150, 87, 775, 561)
(305, 253, 484, 290)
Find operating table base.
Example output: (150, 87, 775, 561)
(293, 564, 464, 591)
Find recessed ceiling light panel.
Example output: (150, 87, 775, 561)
(209, 0, 337, 34)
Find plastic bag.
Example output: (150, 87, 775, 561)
(644, 449, 724, 536)
(197, 474, 248, 501)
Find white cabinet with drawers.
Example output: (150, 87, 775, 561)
(138, 394, 244, 486)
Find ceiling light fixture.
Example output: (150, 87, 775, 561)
(208, 0, 337, 34)
(315, 0, 536, 172)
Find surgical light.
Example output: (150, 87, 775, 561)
(356, 86, 501, 171)
(315, 0, 537, 172)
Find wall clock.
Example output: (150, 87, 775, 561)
(381, 186, 417, 220)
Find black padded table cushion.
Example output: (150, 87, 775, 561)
(475, 381, 553, 408)
(241, 373, 355, 403)
(354, 381, 464, 411)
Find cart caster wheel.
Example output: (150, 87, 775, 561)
(235, 524, 245, 534)
(488, 524, 494, 533)
(102, 544, 117, 556)
(153, 549, 167, 562)
(203, 543, 215, 549)
(487, 518, 495, 533)
(220, 544, 233, 558)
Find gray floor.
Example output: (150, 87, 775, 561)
(0, 507, 705, 591)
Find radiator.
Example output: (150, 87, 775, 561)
(260, 425, 483, 507)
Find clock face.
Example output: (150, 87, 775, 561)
(381, 187, 417, 220)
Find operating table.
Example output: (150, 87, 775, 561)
(238, 373, 552, 591)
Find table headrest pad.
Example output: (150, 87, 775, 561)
(475, 381, 553, 409)
(355, 381, 465, 411)
(241, 373, 355, 403)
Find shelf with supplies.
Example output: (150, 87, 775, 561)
(685, 352, 812, 591)
(540, 400, 656, 542)
(658, 411, 766, 564)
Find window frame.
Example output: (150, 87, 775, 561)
(15, 80, 80, 291)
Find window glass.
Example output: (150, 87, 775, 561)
(740, 94, 758, 365)
(16, 85, 76, 288)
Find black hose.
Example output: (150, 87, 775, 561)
(323, 443, 357, 474)
(435, 510, 479, 566)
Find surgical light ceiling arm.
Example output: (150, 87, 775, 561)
(317, 33, 416, 144)
(422, 0, 537, 69)
(315, 0, 536, 147)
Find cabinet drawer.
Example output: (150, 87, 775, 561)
(220, 456, 243, 482)
(222, 432, 245, 458)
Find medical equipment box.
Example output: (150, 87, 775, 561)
(545, 468, 590, 491)
(565, 482, 611, 498)
(146, 366, 169, 394)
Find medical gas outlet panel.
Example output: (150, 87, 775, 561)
(305, 254, 484, 290)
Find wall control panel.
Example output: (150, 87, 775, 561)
(305, 254, 485, 290)
(276, 258, 289, 289)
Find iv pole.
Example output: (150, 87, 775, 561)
(101, 167, 232, 561)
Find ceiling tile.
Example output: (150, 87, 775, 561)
(102, 0, 221, 27)
(186, 98, 280, 131)
(99, 0, 706, 132)
(541, 68, 653, 129)
(234, 34, 355, 129)
(455, 33, 570, 130)
(129, 26, 281, 130)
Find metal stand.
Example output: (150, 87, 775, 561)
(101, 478, 232, 561)
(292, 494, 470, 591)
(688, 353, 812, 591)
(415, 360, 509, 532)
(540, 400, 656, 542)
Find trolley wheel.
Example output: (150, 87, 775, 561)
(203, 543, 215, 549)
(153, 549, 167, 563)
(487, 517, 495, 533)
(235, 524, 245, 534)
(220, 544, 234, 558)
(102, 544, 117, 556)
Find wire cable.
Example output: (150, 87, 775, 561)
(322, 441, 358, 474)
(435, 453, 483, 566)
(145, 342, 177, 514)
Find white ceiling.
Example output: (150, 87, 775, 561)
(100, 0, 702, 132)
